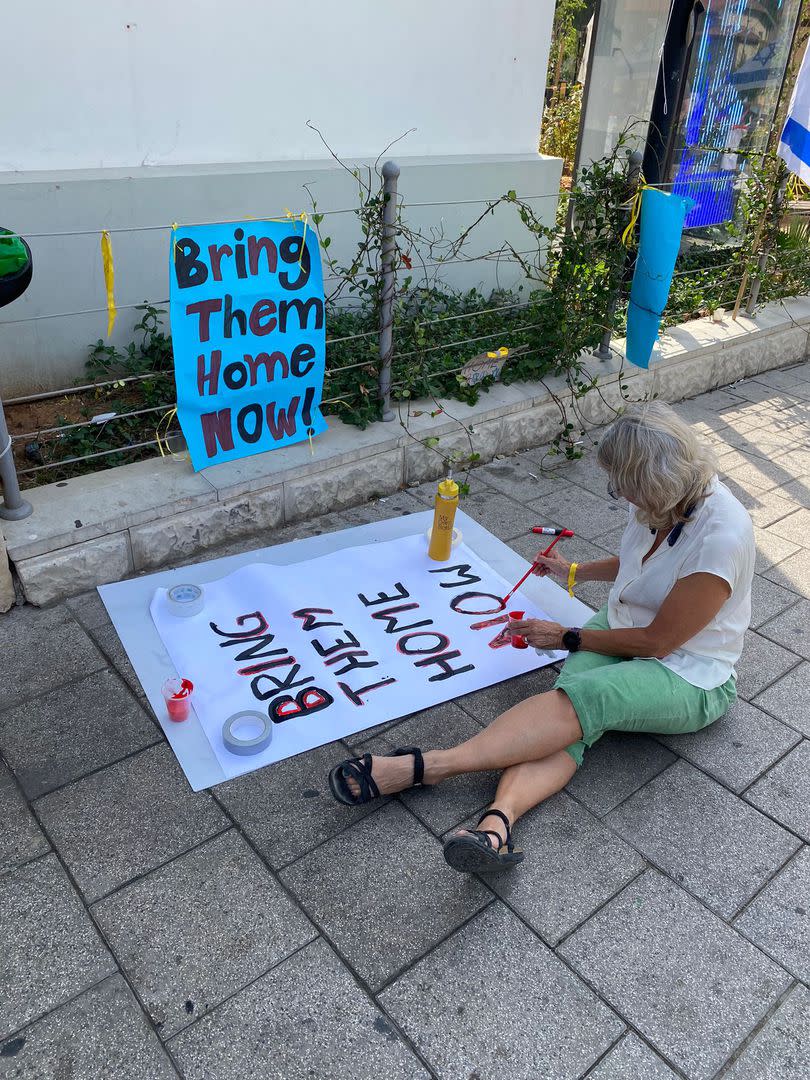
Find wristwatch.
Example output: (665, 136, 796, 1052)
(562, 627, 582, 653)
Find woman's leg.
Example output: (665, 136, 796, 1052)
(453, 751, 578, 849)
(346, 688, 583, 796)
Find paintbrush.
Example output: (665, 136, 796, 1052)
(502, 527, 574, 607)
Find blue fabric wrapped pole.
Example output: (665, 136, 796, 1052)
(625, 188, 694, 369)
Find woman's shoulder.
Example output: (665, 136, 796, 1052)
(702, 480, 755, 540)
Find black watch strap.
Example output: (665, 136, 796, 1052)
(562, 627, 582, 652)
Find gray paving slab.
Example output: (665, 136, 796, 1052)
(735, 631, 801, 701)
(657, 699, 801, 793)
(66, 589, 114, 632)
(89, 623, 146, 699)
(0, 669, 159, 799)
(459, 488, 547, 541)
(608, 760, 800, 918)
(735, 846, 810, 984)
(724, 984, 810, 1080)
(764, 547, 810, 599)
(0, 974, 176, 1080)
(280, 800, 490, 991)
(749, 575, 802, 629)
(474, 456, 559, 501)
(559, 870, 791, 1080)
(530, 485, 628, 540)
(479, 791, 645, 944)
(752, 526, 801, 575)
(93, 830, 315, 1039)
(0, 605, 106, 711)
(722, 459, 787, 494)
(590, 525, 625, 556)
(456, 665, 561, 726)
(380, 903, 623, 1080)
(0, 761, 48, 875)
(723, 486, 801, 529)
(586, 1033, 680, 1079)
(753, 662, 810, 737)
(0, 854, 115, 1041)
(779, 473, 810, 505)
(759, 599, 810, 661)
(214, 741, 381, 868)
(537, 450, 615, 498)
(169, 938, 428, 1080)
(746, 741, 810, 842)
(373, 704, 499, 835)
(565, 732, 676, 816)
(35, 743, 229, 902)
(767, 507, 810, 546)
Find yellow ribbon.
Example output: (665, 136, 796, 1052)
(156, 407, 179, 458)
(486, 346, 509, 360)
(283, 208, 309, 266)
(621, 180, 650, 248)
(101, 230, 116, 337)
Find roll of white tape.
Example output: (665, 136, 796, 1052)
(222, 711, 273, 756)
(425, 526, 463, 549)
(166, 583, 204, 618)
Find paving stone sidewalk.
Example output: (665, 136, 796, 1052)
(1, 366, 809, 1079)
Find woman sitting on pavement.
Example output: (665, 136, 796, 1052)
(328, 402, 755, 874)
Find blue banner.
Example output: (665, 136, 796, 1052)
(626, 189, 693, 370)
(169, 220, 327, 471)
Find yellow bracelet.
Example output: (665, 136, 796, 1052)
(567, 562, 578, 597)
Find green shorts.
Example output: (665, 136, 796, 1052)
(554, 606, 737, 767)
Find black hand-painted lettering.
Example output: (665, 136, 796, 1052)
(396, 631, 451, 656)
(292, 608, 342, 631)
(371, 603, 434, 635)
(269, 686, 334, 723)
(329, 651, 378, 676)
(427, 563, 482, 588)
(414, 650, 475, 682)
(210, 611, 270, 638)
(237, 655, 296, 677)
(311, 630, 362, 657)
(358, 583, 410, 607)
(337, 677, 397, 705)
(250, 665, 315, 701)
(449, 591, 505, 616)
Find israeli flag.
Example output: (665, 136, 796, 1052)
(779, 40, 810, 184)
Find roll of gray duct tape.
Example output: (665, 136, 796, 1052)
(166, 583, 204, 617)
(222, 710, 273, 756)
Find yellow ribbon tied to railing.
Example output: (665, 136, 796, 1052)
(156, 407, 179, 458)
(100, 230, 116, 337)
(621, 178, 650, 249)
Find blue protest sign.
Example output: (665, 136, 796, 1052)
(169, 220, 327, 470)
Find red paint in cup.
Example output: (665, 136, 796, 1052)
(508, 611, 528, 649)
(162, 677, 194, 722)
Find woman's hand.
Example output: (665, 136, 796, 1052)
(508, 618, 565, 649)
(532, 551, 571, 580)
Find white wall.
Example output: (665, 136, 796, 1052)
(3, 1, 553, 172)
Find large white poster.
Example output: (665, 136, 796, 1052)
(151, 535, 564, 781)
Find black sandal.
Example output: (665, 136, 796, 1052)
(443, 808, 524, 873)
(328, 746, 426, 806)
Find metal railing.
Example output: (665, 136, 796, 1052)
(0, 157, 803, 506)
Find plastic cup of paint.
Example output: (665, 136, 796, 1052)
(161, 677, 194, 722)
(508, 611, 529, 649)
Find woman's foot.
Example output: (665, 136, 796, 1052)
(443, 807, 524, 873)
(329, 747, 431, 806)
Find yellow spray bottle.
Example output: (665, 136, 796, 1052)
(428, 475, 459, 561)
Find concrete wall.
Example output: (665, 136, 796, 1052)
(0, 154, 562, 395)
(2, 2, 553, 172)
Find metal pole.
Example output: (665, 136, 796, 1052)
(746, 173, 788, 315)
(593, 148, 643, 360)
(378, 159, 399, 422)
(0, 397, 32, 520)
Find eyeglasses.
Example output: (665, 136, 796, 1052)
(607, 484, 619, 501)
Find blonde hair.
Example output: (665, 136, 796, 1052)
(597, 402, 716, 530)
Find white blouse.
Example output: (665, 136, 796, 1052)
(606, 479, 755, 690)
